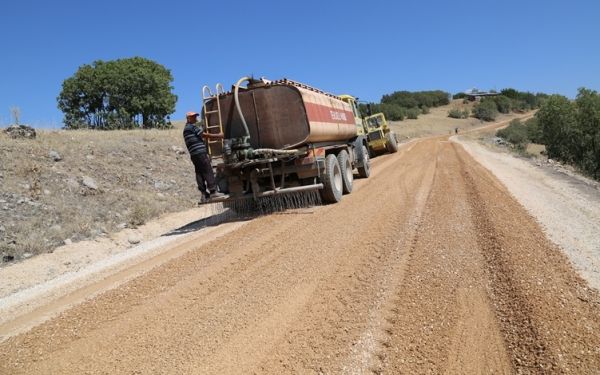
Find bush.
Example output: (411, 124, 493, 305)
(524, 117, 543, 144)
(421, 106, 430, 114)
(448, 108, 470, 119)
(537, 95, 578, 163)
(453, 92, 467, 100)
(473, 99, 498, 121)
(536, 90, 600, 178)
(406, 108, 420, 119)
(382, 90, 450, 109)
(493, 95, 513, 114)
(497, 119, 529, 150)
(381, 103, 406, 121)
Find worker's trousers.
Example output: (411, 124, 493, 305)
(190, 153, 216, 197)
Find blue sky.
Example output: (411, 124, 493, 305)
(1, 0, 598, 128)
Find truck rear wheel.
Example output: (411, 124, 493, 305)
(320, 154, 343, 203)
(357, 145, 371, 178)
(386, 131, 399, 153)
(337, 150, 353, 194)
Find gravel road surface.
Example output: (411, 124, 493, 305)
(1, 135, 599, 374)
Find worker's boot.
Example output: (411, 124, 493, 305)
(209, 191, 225, 199)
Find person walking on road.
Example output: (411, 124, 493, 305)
(183, 111, 225, 201)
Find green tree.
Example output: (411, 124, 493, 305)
(473, 99, 498, 121)
(493, 95, 513, 114)
(58, 57, 177, 129)
(574, 88, 600, 177)
(536, 95, 578, 162)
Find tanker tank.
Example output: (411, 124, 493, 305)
(204, 79, 359, 151)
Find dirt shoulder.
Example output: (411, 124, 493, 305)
(455, 136, 600, 291)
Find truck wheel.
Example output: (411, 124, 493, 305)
(386, 131, 399, 153)
(357, 145, 371, 178)
(337, 150, 353, 194)
(320, 154, 343, 203)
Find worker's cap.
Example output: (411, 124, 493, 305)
(186, 111, 200, 117)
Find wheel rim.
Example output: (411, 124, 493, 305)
(333, 164, 343, 192)
(345, 159, 353, 183)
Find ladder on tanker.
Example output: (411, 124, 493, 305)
(202, 84, 225, 160)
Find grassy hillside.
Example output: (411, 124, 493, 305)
(0, 126, 199, 261)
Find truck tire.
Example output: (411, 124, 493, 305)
(337, 150, 353, 194)
(357, 145, 371, 178)
(320, 154, 343, 203)
(386, 131, 399, 153)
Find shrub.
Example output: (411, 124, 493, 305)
(473, 99, 498, 121)
(453, 92, 467, 100)
(537, 95, 578, 163)
(381, 90, 450, 109)
(421, 106, 430, 114)
(493, 95, 513, 114)
(497, 119, 529, 150)
(524, 117, 543, 144)
(406, 108, 420, 119)
(448, 108, 470, 119)
(380, 103, 406, 121)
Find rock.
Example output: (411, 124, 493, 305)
(86, 154, 95, 160)
(0, 225, 5, 232)
(154, 181, 171, 191)
(2, 255, 14, 263)
(116, 222, 127, 230)
(81, 176, 98, 190)
(49, 150, 62, 161)
(170, 145, 186, 155)
(156, 192, 166, 201)
(64, 238, 72, 246)
(4, 125, 36, 139)
(128, 234, 142, 244)
(22, 252, 32, 259)
(43, 189, 51, 195)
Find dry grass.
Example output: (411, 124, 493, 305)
(0, 127, 199, 261)
(526, 143, 546, 157)
(389, 99, 522, 140)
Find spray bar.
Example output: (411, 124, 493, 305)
(204, 184, 324, 203)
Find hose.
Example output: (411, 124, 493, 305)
(234, 76, 252, 138)
(253, 148, 299, 157)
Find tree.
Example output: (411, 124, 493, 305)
(473, 99, 498, 121)
(574, 88, 600, 177)
(536, 95, 578, 162)
(57, 57, 177, 129)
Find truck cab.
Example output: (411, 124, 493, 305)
(338, 95, 367, 136)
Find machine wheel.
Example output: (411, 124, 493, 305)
(337, 150, 353, 194)
(386, 131, 399, 153)
(357, 144, 371, 178)
(320, 154, 343, 203)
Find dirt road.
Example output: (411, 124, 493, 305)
(1, 135, 600, 374)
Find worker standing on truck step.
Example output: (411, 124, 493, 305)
(183, 111, 225, 201)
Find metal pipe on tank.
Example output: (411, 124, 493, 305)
(234, 76, 252, 138)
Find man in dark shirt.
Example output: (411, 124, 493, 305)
(183, 112, 225, 200)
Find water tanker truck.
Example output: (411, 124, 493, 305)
(200, 76, 371, 205)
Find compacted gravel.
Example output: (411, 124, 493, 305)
(1, 135, 599, 374)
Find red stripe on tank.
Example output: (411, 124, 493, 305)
(304, 102, 356, 125)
